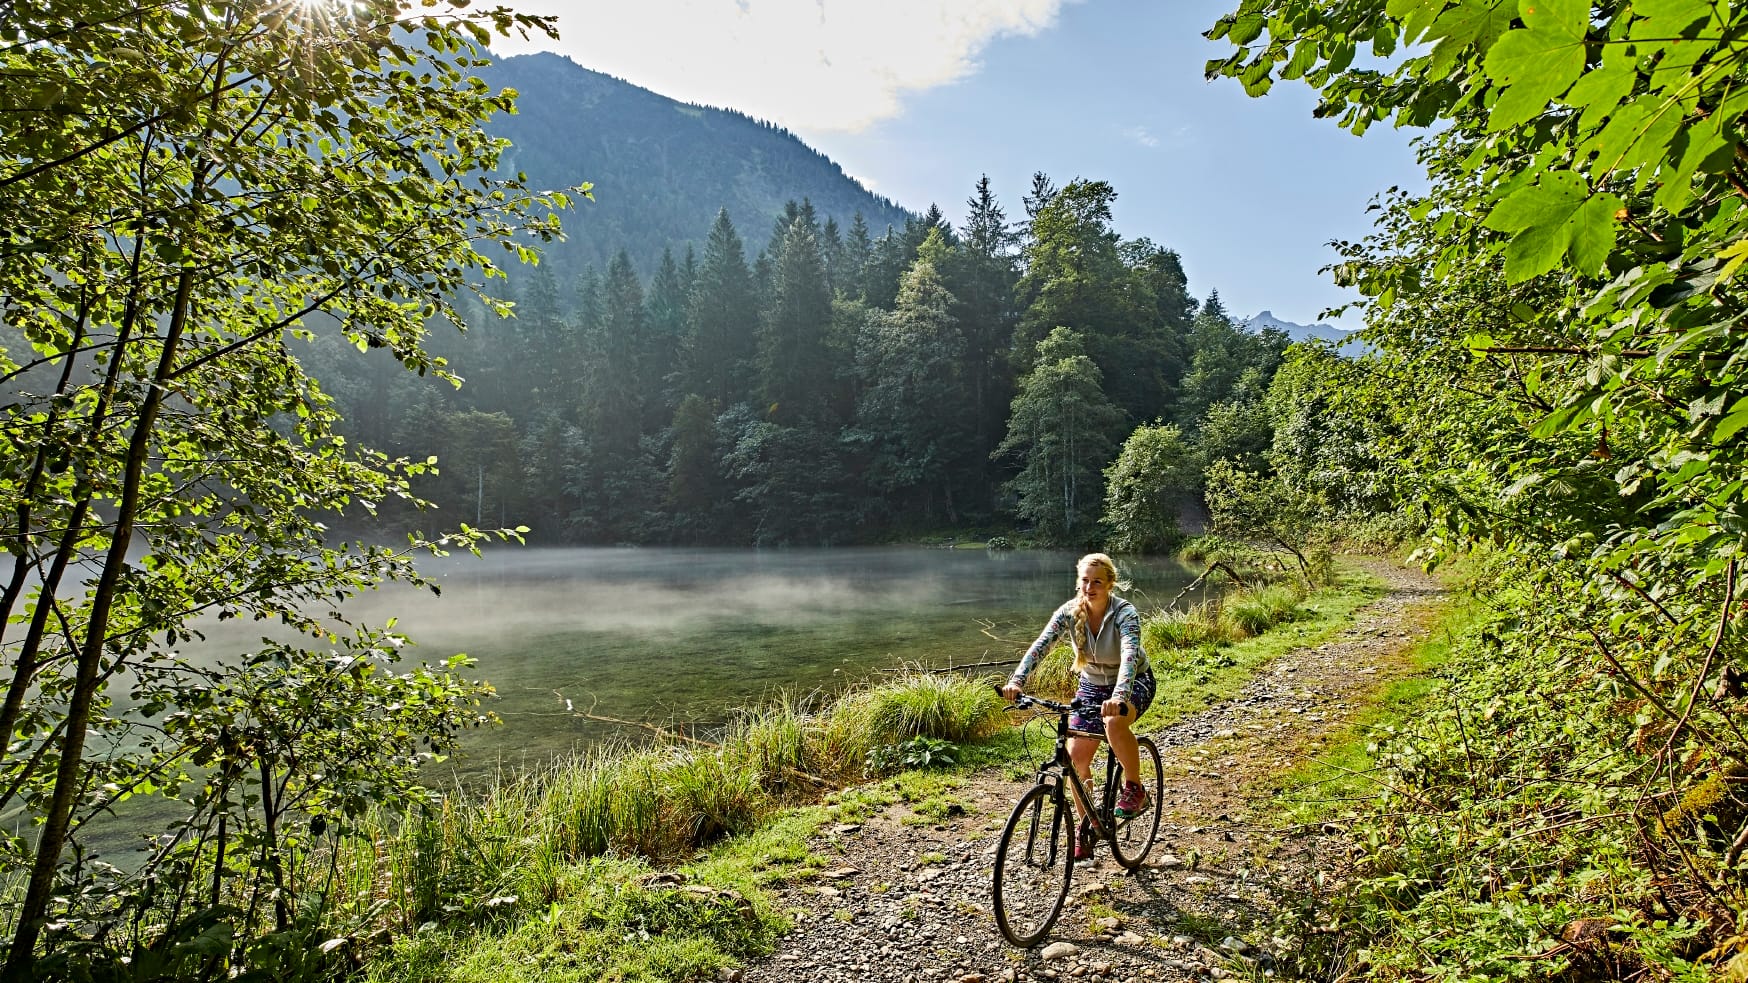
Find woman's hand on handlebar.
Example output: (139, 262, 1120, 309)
(1000, 682, 1023, 701)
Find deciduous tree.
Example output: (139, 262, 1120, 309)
(0, 0, 570, 970)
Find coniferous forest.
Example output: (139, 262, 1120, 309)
(305, 176, 1291, 547)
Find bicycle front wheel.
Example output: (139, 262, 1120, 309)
(1110, 736, 1163, 870)
(992, 783, 1075, 947)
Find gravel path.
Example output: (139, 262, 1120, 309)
(731, 560, 1446, 983)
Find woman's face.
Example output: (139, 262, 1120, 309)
(1077, 566, 1112, 604)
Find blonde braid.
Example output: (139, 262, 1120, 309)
(1070, 596, 1091, 673)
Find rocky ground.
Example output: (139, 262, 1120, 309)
(732, 560, 1446, 983)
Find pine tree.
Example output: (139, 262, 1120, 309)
(843, 213, 874, 300)
(646, 246, 691, 409)
(680, 209, 758, 409)
(947, 176, 1022, 514)
(758, 219, 834, 425)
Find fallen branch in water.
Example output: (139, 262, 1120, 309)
(876, 658, 1012, 673)
(1167, 562, 1248, 607)
(565, 696, 834, 789)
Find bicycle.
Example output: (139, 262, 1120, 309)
(990, 688, 1164, 947)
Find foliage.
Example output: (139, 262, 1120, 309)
(1208, 0, 1748, 969)
(865, 737, 959, 778)
(994, 328, 1125, 545)
(1014, 179, 1191, 424)
(852, 229, 975, 523)
(1203, 461, 1332, 585)
(1269, 572, 1741, 980)
(0, 0, 571, 973)
(1102, 423, 1199, 554)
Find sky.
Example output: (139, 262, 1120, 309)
(489, 0, 1431, 329)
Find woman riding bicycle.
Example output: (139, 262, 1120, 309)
(1002, 552, 1157, 859)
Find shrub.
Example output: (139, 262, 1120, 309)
(865, 736, 959, 777)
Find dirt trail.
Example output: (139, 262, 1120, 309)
(731, 560, 1446, 983)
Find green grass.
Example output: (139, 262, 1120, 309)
(1137, 565, 1387, 735)
(1266, 589, 1470, 820)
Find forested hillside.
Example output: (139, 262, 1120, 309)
(477, 53, 913, 283)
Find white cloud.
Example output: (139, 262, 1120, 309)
(489, 0, 1075, 133)
(1124, 125, 1160, 148)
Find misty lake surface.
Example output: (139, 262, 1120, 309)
(194, 545, 1209, 777)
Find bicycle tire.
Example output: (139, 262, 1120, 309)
(1109, 736, 1164, 870)
(992, 783, 1075, 946)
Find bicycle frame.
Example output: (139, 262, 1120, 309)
(1010, 691, 1124, 843)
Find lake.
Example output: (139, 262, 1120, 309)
(188, 545, 1209, 775)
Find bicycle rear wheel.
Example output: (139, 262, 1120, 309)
(1109, 736, 1163, 870)
(992, 783, 1075, 946)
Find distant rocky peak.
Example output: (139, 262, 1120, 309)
(1240, 310, 1362, 350)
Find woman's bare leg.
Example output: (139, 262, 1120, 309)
(1104, 712, 1141, 784)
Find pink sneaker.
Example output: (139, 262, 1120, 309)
(1115, 781, 1148, 819)
(1074, 818, 1095, 860)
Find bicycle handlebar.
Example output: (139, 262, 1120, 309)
(992, 684, 1126, 717)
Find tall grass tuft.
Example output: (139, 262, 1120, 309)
(810, 691, 879, 780)
(722, 692, 811, 784)
(1142, 602, 1230, 653)
(861, 669, 1006, 743)
(659, 747, 768, 847)
(1223, 583, 1305, 637)
(1016, 643, 1077, 698)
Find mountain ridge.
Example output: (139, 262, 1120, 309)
(477, 52, 915, 283)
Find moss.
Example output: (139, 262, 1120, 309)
(1658, 764, 1748, 844)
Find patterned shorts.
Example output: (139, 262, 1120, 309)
(1068, 669, 1157, 736)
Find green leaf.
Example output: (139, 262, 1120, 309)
(1482, 0, 1590, 130)
(1230, 12, 1266, 44)
(1629, 0, 1713, 38)
(1566, 57, 1636, 135)
(1715, 401, 1748, 443)
(1484, 171, 1622, 281)
(1569, 193, 1623, 275)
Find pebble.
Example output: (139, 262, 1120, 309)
(1041, 942, 1079, 961)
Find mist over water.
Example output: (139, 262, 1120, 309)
(187, 546, 1208, 778)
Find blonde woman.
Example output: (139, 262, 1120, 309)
(1002, 552, 1157, 860)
